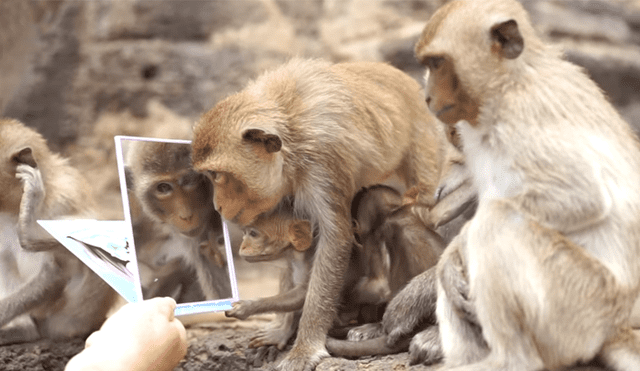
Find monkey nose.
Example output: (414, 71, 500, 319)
(426, 96, 432, 106)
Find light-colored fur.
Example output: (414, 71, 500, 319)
(415, 0, 640, 370)
(0, 118, 117, 344)
(192, 58, 450, 370)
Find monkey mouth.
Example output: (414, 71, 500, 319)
(180, 225, 204, 238)
(241, 254, 276, 263)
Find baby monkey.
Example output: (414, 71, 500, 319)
(227, 185, 447, 360)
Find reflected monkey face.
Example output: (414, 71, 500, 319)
(145, 170, 213, 237)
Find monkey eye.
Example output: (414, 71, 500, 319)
(211, 171, 227, 185)
(156, 182, 173, 195)
(246, 229, 260, 238)
(424, 56, 445, 70)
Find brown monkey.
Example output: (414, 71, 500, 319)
(391, 0, 640, 369)
(124, 139, 231, 301)
(226, 206, 314, 351)
(0, 118, 118, 345)
(192, 58, 450, 370)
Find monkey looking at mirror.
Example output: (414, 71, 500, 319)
(379, 0, 640, 370)
(192, 58, 453, 370)
(0, 118, 118, 345)
(124, 140, 231, 302)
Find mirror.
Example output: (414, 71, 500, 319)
(114, 136, 239, 322)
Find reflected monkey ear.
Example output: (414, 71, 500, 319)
(242, 129, 282, 153)
(12, 147, 37, 168)
(289, 220, 312, 252)
(124, 166, 135, 191)
(490, 19, 524, 60)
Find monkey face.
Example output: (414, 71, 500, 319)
(145, 171, 213, 237)
(419, 55, 480, 126)
(203, 171, 283, 226)
(239, 213, 312, 262)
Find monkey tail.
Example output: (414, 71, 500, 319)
(325, 335, 410, 358)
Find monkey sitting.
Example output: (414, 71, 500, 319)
(381, 0, 640, 370)
(124, 139, 231, 302)
(0, 118, 118, 345)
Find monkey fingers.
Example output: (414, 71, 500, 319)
(225, 300, 254, 320)
(245, 345, 280, 368)
(429, 181, 477, 229)
(408, 326, 443, 365)
(249, 326, 294, 350)
(275, 343, 329, 371)
(346, 322, 384, 341)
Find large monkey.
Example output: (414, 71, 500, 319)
(192, 58, 450, 370)
(383, 0, 640, 370)
(125, 140, 231, 301)
(0, 118, 118, 344)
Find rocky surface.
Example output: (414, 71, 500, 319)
(1, 0, 639, 370)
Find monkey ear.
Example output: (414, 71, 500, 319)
(289, 220, 312, 251)
(12, 147, 38, 168)
(490, 19, 524, 60)
(242, 129, 282, 153)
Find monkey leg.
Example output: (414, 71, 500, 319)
(408, 325, 443, 365)
(326, 334, 410, 358)
(381, 267, 438, 347)
(453, 198, 635, 371)
(597, 327, 640, 371)
(435, 221, 487, 367)
(276, 228, 353, 371)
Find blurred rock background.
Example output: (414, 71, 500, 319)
(0, 1, 639, 370)
(2, 0, 640, 219)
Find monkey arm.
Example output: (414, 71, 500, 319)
(225, 284, 307, 320)
(15, 164, 60, 251)
(516, 158, 612, 234)
(0, 257, 65, 330)
(429, 180, 477, 228)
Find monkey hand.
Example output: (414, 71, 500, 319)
(250, 325, 294, 350)
(246, 345, 281, 368)
(381, 269, 437, 347)
(274, 341, 329, 371)
(408, 326, 443, 365)
(225, 300, 254, 320)
(346, 322, 384, 341)
(16, 163, 45, 217)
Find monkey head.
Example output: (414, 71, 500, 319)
(0, 119, 46, 214)
(414, 0, 538, 127)
(239, 210, 312, 262)
(127, 141, 214, 238)
(192, 91, 293, 226)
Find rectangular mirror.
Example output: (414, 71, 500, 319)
(114, 136, 239, 323)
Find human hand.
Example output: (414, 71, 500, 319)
(66, 297, 187, 371)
